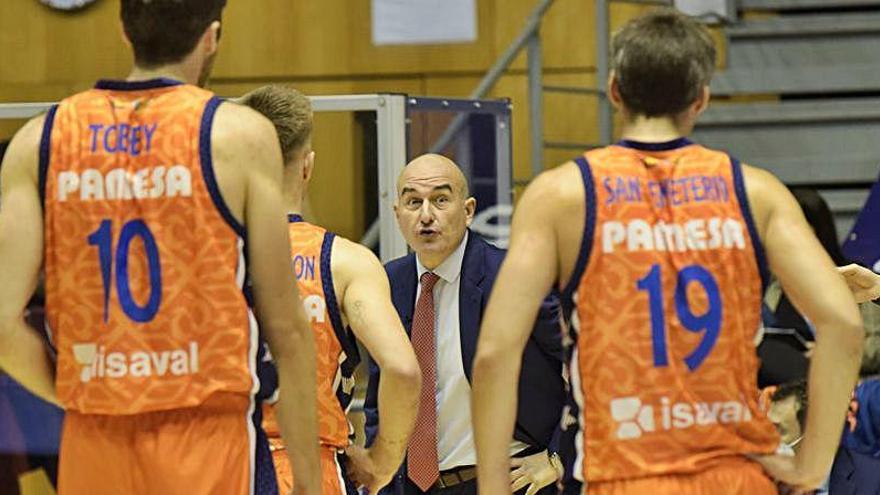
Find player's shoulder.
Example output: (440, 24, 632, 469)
(741, 163, 785, 194)
(1, 113, 47, 180)
(329, 235, 388, 294)
(12, 113, 47, 148)
(519, 161, 585, 211)
(331, 235, 383, 273)
(208, 100, 282, 192)
(211, 100, 278, 156)
(739, 163, 791, 211)
(737, 162, 797, 238)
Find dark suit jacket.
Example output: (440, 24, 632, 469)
(829, 447, 880, 495)
(364, 231, 565, 493)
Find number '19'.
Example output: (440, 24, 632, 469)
(636, 263, 722, 371)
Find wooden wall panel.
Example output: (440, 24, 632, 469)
(0, 0, 729, 230)
(495, 0, 658, 72)
(212, 0, 497, 78)
(0, 0, 128, 85)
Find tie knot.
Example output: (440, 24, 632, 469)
(420, 272, 440, 291)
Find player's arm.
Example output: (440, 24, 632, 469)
(333, 238, 421, 492)
(0, 115, 59, 407)
(746, 166, 864, 489)
(214, 104, 320, 494)
(472, 167, 569, 495)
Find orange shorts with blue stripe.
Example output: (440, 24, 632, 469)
(270, 440, 356, 495)
(565, 458, 777, 495)
(58, 393, 276, 495)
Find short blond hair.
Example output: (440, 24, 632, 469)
(238, 85, 312, 163)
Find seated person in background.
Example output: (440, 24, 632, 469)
(768, 380, 808, 455)
(767, 311, 880, 493)
(829, 375, 880, 494)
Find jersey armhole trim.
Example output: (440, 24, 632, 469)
(561, 156, 597, 301)
(200, 96, 247, 238)
(730, 156, 770, 292)
(38, 104, 59, 207)
(320, 232, 361, 370)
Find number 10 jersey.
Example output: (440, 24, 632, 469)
(560, 138, 780, 485)
(42, 79, 258, 415)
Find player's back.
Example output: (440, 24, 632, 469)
(42, 79, 256, 415)
(261, 216, 360, 493)
(263, 216, 359, 448)
(562, 138, 780, 484)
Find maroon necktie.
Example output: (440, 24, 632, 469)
(407, 272, 441, 491)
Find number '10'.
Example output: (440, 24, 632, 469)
(636, 263, 722, 371)
(87, 219, 162, 323)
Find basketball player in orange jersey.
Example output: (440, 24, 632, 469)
(0, 1, 321, 494)
(239, 85, 421, 495)
(472, 9, 864, 495)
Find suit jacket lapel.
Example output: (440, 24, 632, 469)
(459, 232, 485, 382)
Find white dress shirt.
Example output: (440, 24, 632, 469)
(415, 231, 529, 470)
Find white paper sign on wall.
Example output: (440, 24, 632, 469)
(372, 0, 478, 46)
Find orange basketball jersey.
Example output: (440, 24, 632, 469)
(42, 79, 258, 415)
(262, 215, 359, 451)
(560, 139, 780, 487)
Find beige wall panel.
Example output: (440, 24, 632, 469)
(0, 0, 725, 229)
(495, 0, 657, 72)
(0, 1, 128, 85)
(214, 0, 354, 78)
(0, 120, 27, 143)
(214, 0, 496, 79)
(543, 71, 599, 147)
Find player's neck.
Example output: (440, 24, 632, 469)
(619, 115, 690, 143)
(283, 170, 306, 216)
(127, 63, 198, 86)
(284, 191, 304, 219)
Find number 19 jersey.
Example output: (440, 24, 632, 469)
(561, 139, 779, 485)
(42, 79, 258, 415)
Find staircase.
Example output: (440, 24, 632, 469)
(691, 0, 880, 237)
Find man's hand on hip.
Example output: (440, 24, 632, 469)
(345, 444, 397, 495)
(509, 450, 561, 495)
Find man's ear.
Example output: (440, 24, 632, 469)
(302, 151, 315, 183)
(203, 20, 221, 56)
(691, 85, 711, 117)
(464, 197, 477, 226)
(608, 71, 624, 111)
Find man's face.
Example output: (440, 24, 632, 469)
(394, 157, 474, 266)
(768, 395, 803, 445)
